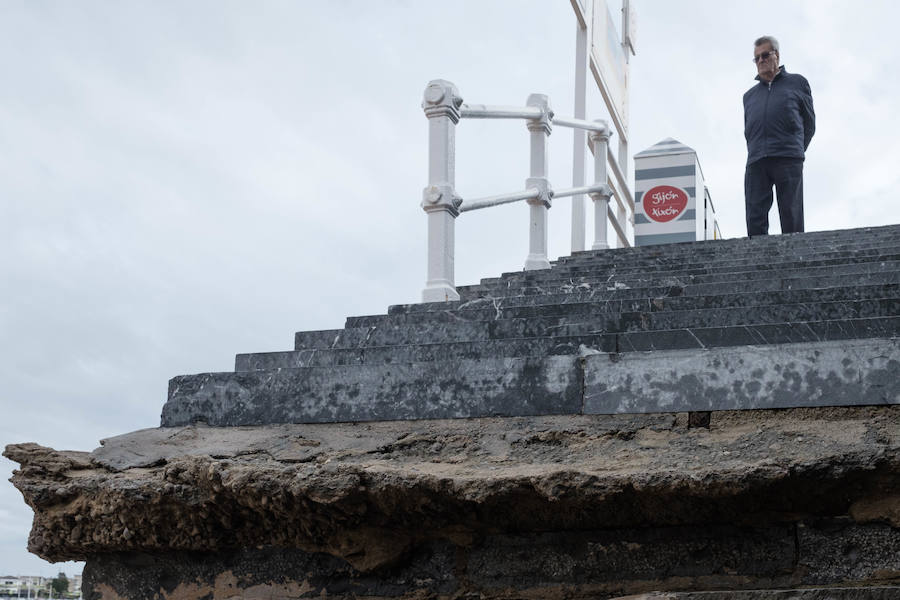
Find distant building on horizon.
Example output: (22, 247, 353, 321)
(0, 573, 82, 596)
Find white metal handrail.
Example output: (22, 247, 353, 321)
(460, 104, 543, 120)
(607, 146, 635, 212)
(608, 203, 629, 247)
(420, 79, 633, 303)
(459, 188, 540, 213)
(553, 115, 610, 132)
(460, 182, 611, 214)
(555, 183, 610, 198)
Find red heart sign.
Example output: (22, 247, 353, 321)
(643, 185, 688, 223)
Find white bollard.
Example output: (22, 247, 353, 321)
(421, 80, 463, 303)
(589, 123, 612, 251)
(524, 94, 553, 271)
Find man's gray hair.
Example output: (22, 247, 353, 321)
(754, 35, 779, 53)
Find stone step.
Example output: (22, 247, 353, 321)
(556, 235, 900, 270)
(458, 249, 900, 295)
(584, 336, 900, 414)
(291, 328, 343, 350)
(165, 355, 583, 427)
(236, 315, 900, 371)
(472, 251, 900, 294)
(462, 269, 900, 306)
(295, 296, 898, 352)
(574, 257, 900, 289)
(547, 245, 900, 286)
(387, 268, 900, 320)
(294, 327, 373, 351)
(458, 263, 900, 314)
(613, 296, 899, 334)
(556, 224, 900, 268)
(240, 334, 614, 371)
(165, 336, 900, 426)
(466, 248, 900, 297)
(496, 297, 896, 342)
(346, 282, 900, 330)
(615, 314, 900, 352)
(556, 237, 900, 273)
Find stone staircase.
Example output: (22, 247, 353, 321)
(162, 224, 900, 427)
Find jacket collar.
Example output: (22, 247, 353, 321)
(756, 65, 786, 83)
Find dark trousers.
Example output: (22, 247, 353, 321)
(744, 157, 804, 236)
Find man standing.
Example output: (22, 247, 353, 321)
(743, 36, 815, 236)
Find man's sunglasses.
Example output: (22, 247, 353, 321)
(753, 50, 777, 64)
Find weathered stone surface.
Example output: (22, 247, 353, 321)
(461, 244, 900, 301)
(235, 334, 615, 371)
(174, 337, 900, 427)
(163, 356, 581, 426)
(346, 282, 900, 328)
(7, 406, 900, 598)
(329, 297, 898, 345)
(237, 318, 900, 372)
(584, 338, 900, 414)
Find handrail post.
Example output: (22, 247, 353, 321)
(524, 94, 553, 271)
(616, 186, 628, 248)
(421, 80, 463, 302)
(589, 123, 612, 250)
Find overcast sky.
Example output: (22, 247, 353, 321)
(2, 0, 898, 576)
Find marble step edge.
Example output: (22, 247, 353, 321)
(554, 236, 900, 270)
(346, 282, 900, 329)
(556, 223, 900, 264)
(472, 249, 900, 291)
(391, 270, 900, 318)
(552, 232, 900, 265)
(584, 335, 900, 414)
(458, 255, 900, 304)
(554, 234, 900, 277)
(236, 315, 900, 371)
(466, 255, 900, 293)
(448, 269, 900, 316)
(294, 297, 900, 350)
(611, 297, 900, 334)
(294, 297, 899, 350)
(539, 253, 900, 283)
(455, 270, 900, 305)
(164, 336, 900, 427)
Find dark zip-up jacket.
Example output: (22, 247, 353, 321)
(743, 66, 815, 166)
